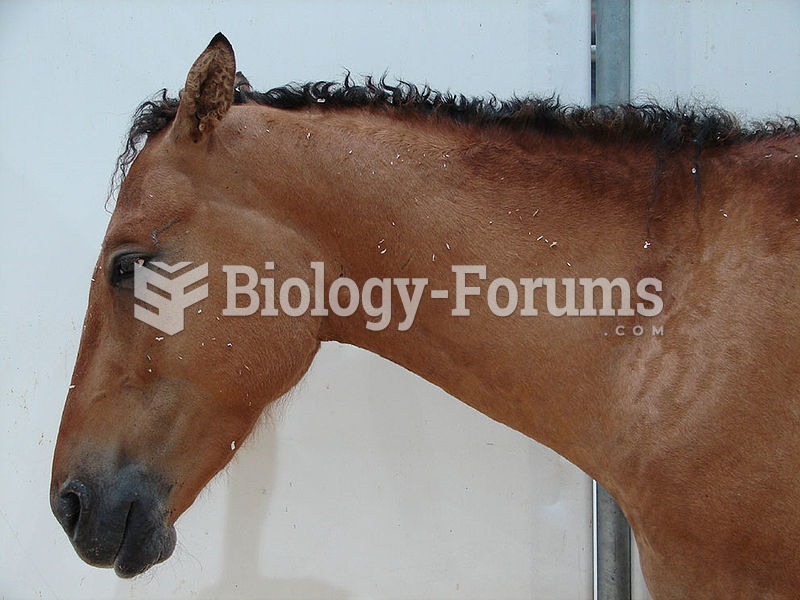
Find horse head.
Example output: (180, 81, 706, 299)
(50, 34, 322, 577)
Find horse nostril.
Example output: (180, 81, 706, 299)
(55, 480, 89, 539)
(59, 492, 81, 537)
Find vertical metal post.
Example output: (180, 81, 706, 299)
(595, 482, 631, 600)
(593, 1, 632, 600)
(595, 0, 631, 106)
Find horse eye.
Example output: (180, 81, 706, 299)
(110, 253, 149, 288)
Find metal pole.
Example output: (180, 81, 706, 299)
(593, 1, 632, 600)
(595, 0, 631, 106)
(595, 482, 631, 600)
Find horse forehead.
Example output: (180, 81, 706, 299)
(118, 157, 192, 207)
(106, 171, 195, 245)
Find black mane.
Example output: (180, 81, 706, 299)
(112, 74, 799, 194)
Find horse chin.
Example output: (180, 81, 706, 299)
(51, 463, 177, 578)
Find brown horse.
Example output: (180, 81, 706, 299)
(51, 34, 799, 598)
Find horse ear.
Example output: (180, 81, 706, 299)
(172, 33, 236, 143)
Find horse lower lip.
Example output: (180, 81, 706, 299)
(112, 520, 177, 578)
(111, 528, 175, 577)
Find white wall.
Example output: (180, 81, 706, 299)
(0, 2, 593, 599)
(631, 0, 800, 116)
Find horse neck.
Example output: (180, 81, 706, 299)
(231, 105, 683, 485)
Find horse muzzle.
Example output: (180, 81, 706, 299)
(51, 463, 176, 578)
